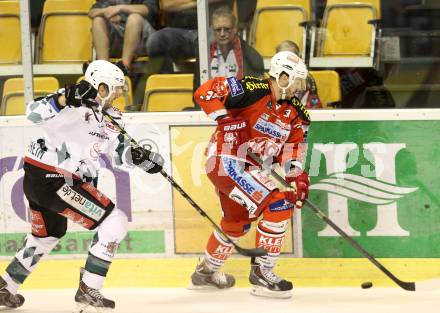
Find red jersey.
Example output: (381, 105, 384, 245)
(194, 76, 311, 173)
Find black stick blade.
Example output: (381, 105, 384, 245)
(399, 281, 416, 291)
(234, 246, 267, 257)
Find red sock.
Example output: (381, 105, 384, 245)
(255, 221, 285, 257)
(203, 230, 236, 271)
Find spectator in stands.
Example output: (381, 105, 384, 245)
(89, 0, 159, 73)
(145, 0, 233, 73)
(193, 6, 264, 89)
(338, 68, 395, 108)
(276, 40, 323, 109)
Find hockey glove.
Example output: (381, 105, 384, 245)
(283, 190, 298, 206)
(65, 80, 98, 108)
(216, 116, 249, 155)
(285, 170, 309, 209)
(129, 146, 164, 174)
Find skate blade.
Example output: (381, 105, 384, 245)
(73, 302, 113, 313)
(250, 284, 292, 299)
(187, 283, 227, 291)
(73, 302, 89, 313)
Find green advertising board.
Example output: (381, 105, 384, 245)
(0, 231, 165, 256)
(304, 120, 440, 257)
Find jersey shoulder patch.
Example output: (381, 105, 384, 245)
(225, 76, 271, 109)
(226, 77, 244, 97)
(290, 97, 311, 123)
(242, 76, 270, 94)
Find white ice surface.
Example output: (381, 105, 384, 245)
(7, 287, 439, 313)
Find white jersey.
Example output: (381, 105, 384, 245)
(210, 47, 239, 78)
(25, 89, 128, 183)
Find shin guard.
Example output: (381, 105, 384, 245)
(203, 230, 238, 272)
(255, 220, 288, 270)
(3, 234, 59, 294)
(83, 208, 128, 290)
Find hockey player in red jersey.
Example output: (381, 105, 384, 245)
(0, 60, 164, 311)
(190, 51, 311, 299)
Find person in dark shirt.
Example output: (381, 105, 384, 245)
(145, 0, 232, 72)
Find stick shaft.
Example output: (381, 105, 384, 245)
(247, 151, 415, 291)
(101, 111, 266, 257)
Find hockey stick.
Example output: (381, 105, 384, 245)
(101, 111, 266, 257)
(247, 151, 417, 291)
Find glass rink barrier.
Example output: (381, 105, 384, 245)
(0, 110, 440, 312)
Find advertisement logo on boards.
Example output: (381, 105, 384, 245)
(310, 143, 418, 237)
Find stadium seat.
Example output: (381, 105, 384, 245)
(309, 0, 381, 68)
(76, 75, 133, 112)
(250, 0, 311, 63)
(1, 77, 60, 116)
(36, 0, 93, 63)
(143, 74, 194, 112)
(0, 0, 21, 64)
(309, 70, 341, 108)
(82, 0, 96, 8)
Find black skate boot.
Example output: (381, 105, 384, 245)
(0, 276, 25, 308)
(249, 258, 293, 298)
(74, 280, 115, 312)
(190, 260, 235, 290)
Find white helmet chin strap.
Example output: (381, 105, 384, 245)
(275, 76, 294, 100)
(280, 87, 287, 100)
(96, 84, 114, 107)
(98, 93, 112, 107)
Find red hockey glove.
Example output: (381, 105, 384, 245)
(283, 190, 298, 205)
(285, 170, 310, 209)
(216, 116, 249, 154)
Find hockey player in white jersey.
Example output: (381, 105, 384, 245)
(0, 60, 164, 311)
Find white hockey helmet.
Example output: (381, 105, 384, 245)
(269, 51, 308, 99)
(85, 60, 125, 104)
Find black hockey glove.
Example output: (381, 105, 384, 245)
(129, 146, 164, 174)
(65, 80, 98, 108)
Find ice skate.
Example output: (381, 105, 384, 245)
(249, 258, 293, 299)
(189, 260, 235, 290)
(74, 281, 115, 312)
(0, 276, 25, 308)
